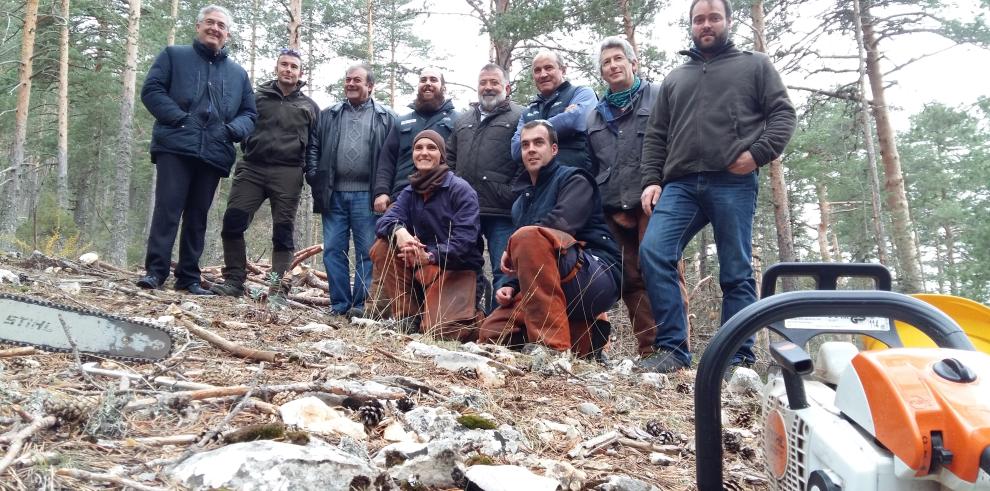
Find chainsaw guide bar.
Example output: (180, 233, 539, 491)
(0, 292, 175, 362)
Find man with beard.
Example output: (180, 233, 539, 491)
(637, 0, 796, 373)
(306, 63, 396, 317)
(447, 64, 523, 311)
(211, 48, 319, 299)
(137, 5, 256, 295)
(374, 68, 456, 212)
(510, 51, 597, 173)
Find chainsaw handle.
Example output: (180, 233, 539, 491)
(694, 290, 973, 491)
(761, 262, 892, 297)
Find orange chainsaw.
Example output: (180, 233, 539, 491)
(695, 263, 990, 490)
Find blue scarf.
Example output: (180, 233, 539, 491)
(604, 76, 641, 109)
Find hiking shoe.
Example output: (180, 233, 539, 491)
(637, 350, 689, 374)
(211, 282, 245, 297)
(346, 307, 365, 319)
(135, 275, 161, 289)
(176, 282, 215, 296)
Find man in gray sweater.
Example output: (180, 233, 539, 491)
(637, 0, 796, 373)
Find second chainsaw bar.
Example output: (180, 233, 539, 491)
(0, 292, 175, 362)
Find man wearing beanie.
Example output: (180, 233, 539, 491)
(370, 129, 484, 339)
(211, 48, 319, 299)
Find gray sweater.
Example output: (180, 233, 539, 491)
(640, 43, 796, 187)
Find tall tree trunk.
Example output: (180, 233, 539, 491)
(852, 0, 888, 265)
(943, 224, 957, 295)
(109, 0, 142, 266)
(148, 0, 180, 241)
(388, 0, 396, 107)
(367, 0, 374, 62)
(250, 0, 258, 82)
(697, 226, 710, 280)
(751, 0, 796, 289)
(56, 0, 71, 211)
(1, 0, 40, 248)
(816, 183, 832, 262)
(933, 241, 946, 294)
(289, 0, 301, 48)
(492, 0, 513, 71)
(859, 0, 922, 292)
(619, 0, 637, 55)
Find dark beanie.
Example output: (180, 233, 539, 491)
(414, 129, 447, 164)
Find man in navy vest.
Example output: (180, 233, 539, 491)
(510, 52, 597, 174)
(480, 121, 620, 358)
(137, 5, 256, 295)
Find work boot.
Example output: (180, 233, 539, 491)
(211, 280, 245, 296)
(220, 236, 248, 288)
(589, 318, 613, 365)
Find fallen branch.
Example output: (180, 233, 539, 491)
(55, 468, 166, 491)
(373, 346, 424, 366)
(617, 437, 684, 456)
(178, 318, 281, 363)
(290, 244, 323, 270)
(0, 416, 58, 476)
(14, 451, 60, 468)
(0, 347, 38, 358)
(289, 294, 330, 306)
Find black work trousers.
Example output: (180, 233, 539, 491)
(143, 152, 223, 288)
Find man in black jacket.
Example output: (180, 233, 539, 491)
(373, 68, 456, 213)
(306, 63, 396, 317)
(211, 48, 319, 298)
(447, 64, 523, 311)
(638, 0, 796, 373)
(137, 5, 256, 295)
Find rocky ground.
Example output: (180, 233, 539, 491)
(0, 251, 769, 490)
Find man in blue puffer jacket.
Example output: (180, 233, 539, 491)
(136, 5, 257, 295)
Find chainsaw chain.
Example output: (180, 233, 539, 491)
(0, 291, 178, 363)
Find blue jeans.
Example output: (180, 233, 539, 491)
(480, 216, 515, 312)
(322, 191, 375, 313)
(639, 171, 758, 366)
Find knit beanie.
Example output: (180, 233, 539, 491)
(413, 129, 447, 165)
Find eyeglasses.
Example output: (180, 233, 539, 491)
(279, 48, 303, 58)
(200, 18, 228, 32)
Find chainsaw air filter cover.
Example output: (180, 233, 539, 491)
(836, 348, 990, 484)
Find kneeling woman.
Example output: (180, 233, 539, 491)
(370, 130, 484, 340)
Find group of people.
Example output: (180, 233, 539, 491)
(135, 0, 795, 373)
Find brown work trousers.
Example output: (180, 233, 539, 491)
(479, 226, 616, 357)
(369, 239, 480, 341)
(606, 209, 690, 355)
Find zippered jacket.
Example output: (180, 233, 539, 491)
(447, 100, 524, 217)
(242, 80, 319, 167)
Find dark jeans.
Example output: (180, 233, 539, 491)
(144, 152, 223, 288)
(480, 215, 515, 312)
(639, 171, 759, 366)
(322, 190, 375, 313)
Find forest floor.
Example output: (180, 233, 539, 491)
(0, 251, 769, 490)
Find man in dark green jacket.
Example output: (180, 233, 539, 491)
(638, 0, 796, 373)
(211, 48, 319, 298)
(447, 63, 523, 311)
(137, 5, 256, 295)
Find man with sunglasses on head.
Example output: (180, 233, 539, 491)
(210, 48, 319, 300)
(137, 4, 257, 295)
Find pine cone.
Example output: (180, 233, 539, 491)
(645, 420, 676, 445)
(456, 367, 479, 379)
(675, 382, 692, 394)
(740, 446, 757, 460)
(396, 397, 415, 413)
(271, 391, 297, 406)
(722, 478, 745, 491)
(44, 393, 98, 423)
(723, 430, 743, 454)
(359, 401, 384, 428)
(733, 409, 755, 428)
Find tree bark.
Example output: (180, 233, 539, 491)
(852, 0, 888, 266)
(250, 0, 258, 82)
(56, 0, 71, 211)
(859, 0, 922, 292)
(816, 183, 832, 262)
(289, 0, 302, 49)
(147, 0, 179, 242)
(943, 223, 957, 295)
(367, 0, 374, 62)
(619, 0, 638, 55)
(109, 0, 142, 266)
(1, 0, 40, 248)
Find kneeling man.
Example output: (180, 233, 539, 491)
(480, 120, 620, 356)
(370, 130, 484, 340)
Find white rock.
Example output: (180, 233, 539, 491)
(465, 465, 559, 491)
(596, 474, 662, 491)
(639, 373, 668, 389)
(612, 359, 635, 376)
(58, 281, 81, 295)
(0, 269, 20, 284)
(350, 317, 381, 328)
(78, 252, 99, 265)
(312, 339, 351, 356)
(372, 441, 429, 467)
(294, 322, 334, 333)
(727, 367, 762, 395)
(179, 301, 202, 313)
(279, 396, 367, 440)
(586, 385, 611, 401)
(169, 439, 378, 491)
(383, 420, 414, 442)
(434, 352, 505, 387)
(539, 459, 587, 491)
(649, 452, 676, 466)
(389, 439, 463, 488)
(577, 402, 602, 416)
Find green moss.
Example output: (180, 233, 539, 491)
(465, 455, 494, 466)
(457, 414, 497, 430)
(223, 423, 285, 443)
